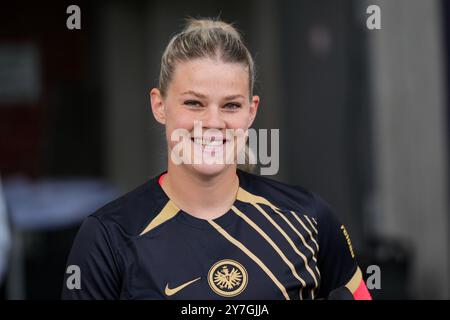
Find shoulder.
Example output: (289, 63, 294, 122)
(237, 169, 329, 221)
(88, 173, 168, 237)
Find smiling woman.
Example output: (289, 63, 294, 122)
(62, 17, 371, 300)
(152, 58, 256, 186)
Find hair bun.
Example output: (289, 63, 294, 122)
(184, 18, 241, 39)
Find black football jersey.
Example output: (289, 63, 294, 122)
(62, 169, 367, 300)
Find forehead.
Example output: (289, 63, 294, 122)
(169, 58, 249, 98)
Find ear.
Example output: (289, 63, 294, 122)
(150, 88, 166, 125)
(247, 95, 260, 128)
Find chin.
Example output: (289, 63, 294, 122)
(189, 163, 233, 177)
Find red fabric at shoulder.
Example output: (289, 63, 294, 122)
(158, 173, 167, 186)
(344, 267, 373, 300)
(353, 279, 372, 300)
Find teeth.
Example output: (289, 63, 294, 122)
(193, 138, 225, 146)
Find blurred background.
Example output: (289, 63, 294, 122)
(0, 0, 448, 299)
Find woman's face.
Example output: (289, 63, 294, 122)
(151, 58, 259, 177)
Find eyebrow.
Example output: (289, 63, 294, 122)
(181, 90, 207, 99)
(180, 90, 245, 100)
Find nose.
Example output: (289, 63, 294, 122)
(201, 105, 226, 130)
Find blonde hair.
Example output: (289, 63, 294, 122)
(159, 17, 255, 98)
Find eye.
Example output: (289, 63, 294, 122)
(223, 102, 242, 110)
(184, 100, 202, 108)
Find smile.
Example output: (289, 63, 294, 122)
(191, 137, 228, 147)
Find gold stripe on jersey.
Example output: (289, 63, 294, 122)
(247, 203, 319, 293)
(231, 205, 308, 299)
(304, 215, 318, 234)
(273, 208, 321, 279)
(208, 219, 291, 300)
(236, 188, 321, 293)
(271, 207, 319, 262)
(345, 267, 363, 294)
(290, 211, 320, 252)
(236, 187, 277, 209)
(139, 200, 179, 236)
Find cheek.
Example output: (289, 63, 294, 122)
(169, 114, 197, 132)
(164, 108, 196, 144)
(227, 111, 251, 130)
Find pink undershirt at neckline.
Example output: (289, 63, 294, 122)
(158, 173, 167, 186)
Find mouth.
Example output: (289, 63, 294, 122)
(191, 137, 229, 147)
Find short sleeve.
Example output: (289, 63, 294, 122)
(314, 194, 371, 300)
(61, 216, 122, 299)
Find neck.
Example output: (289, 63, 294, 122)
(162, 163, 239, 220)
